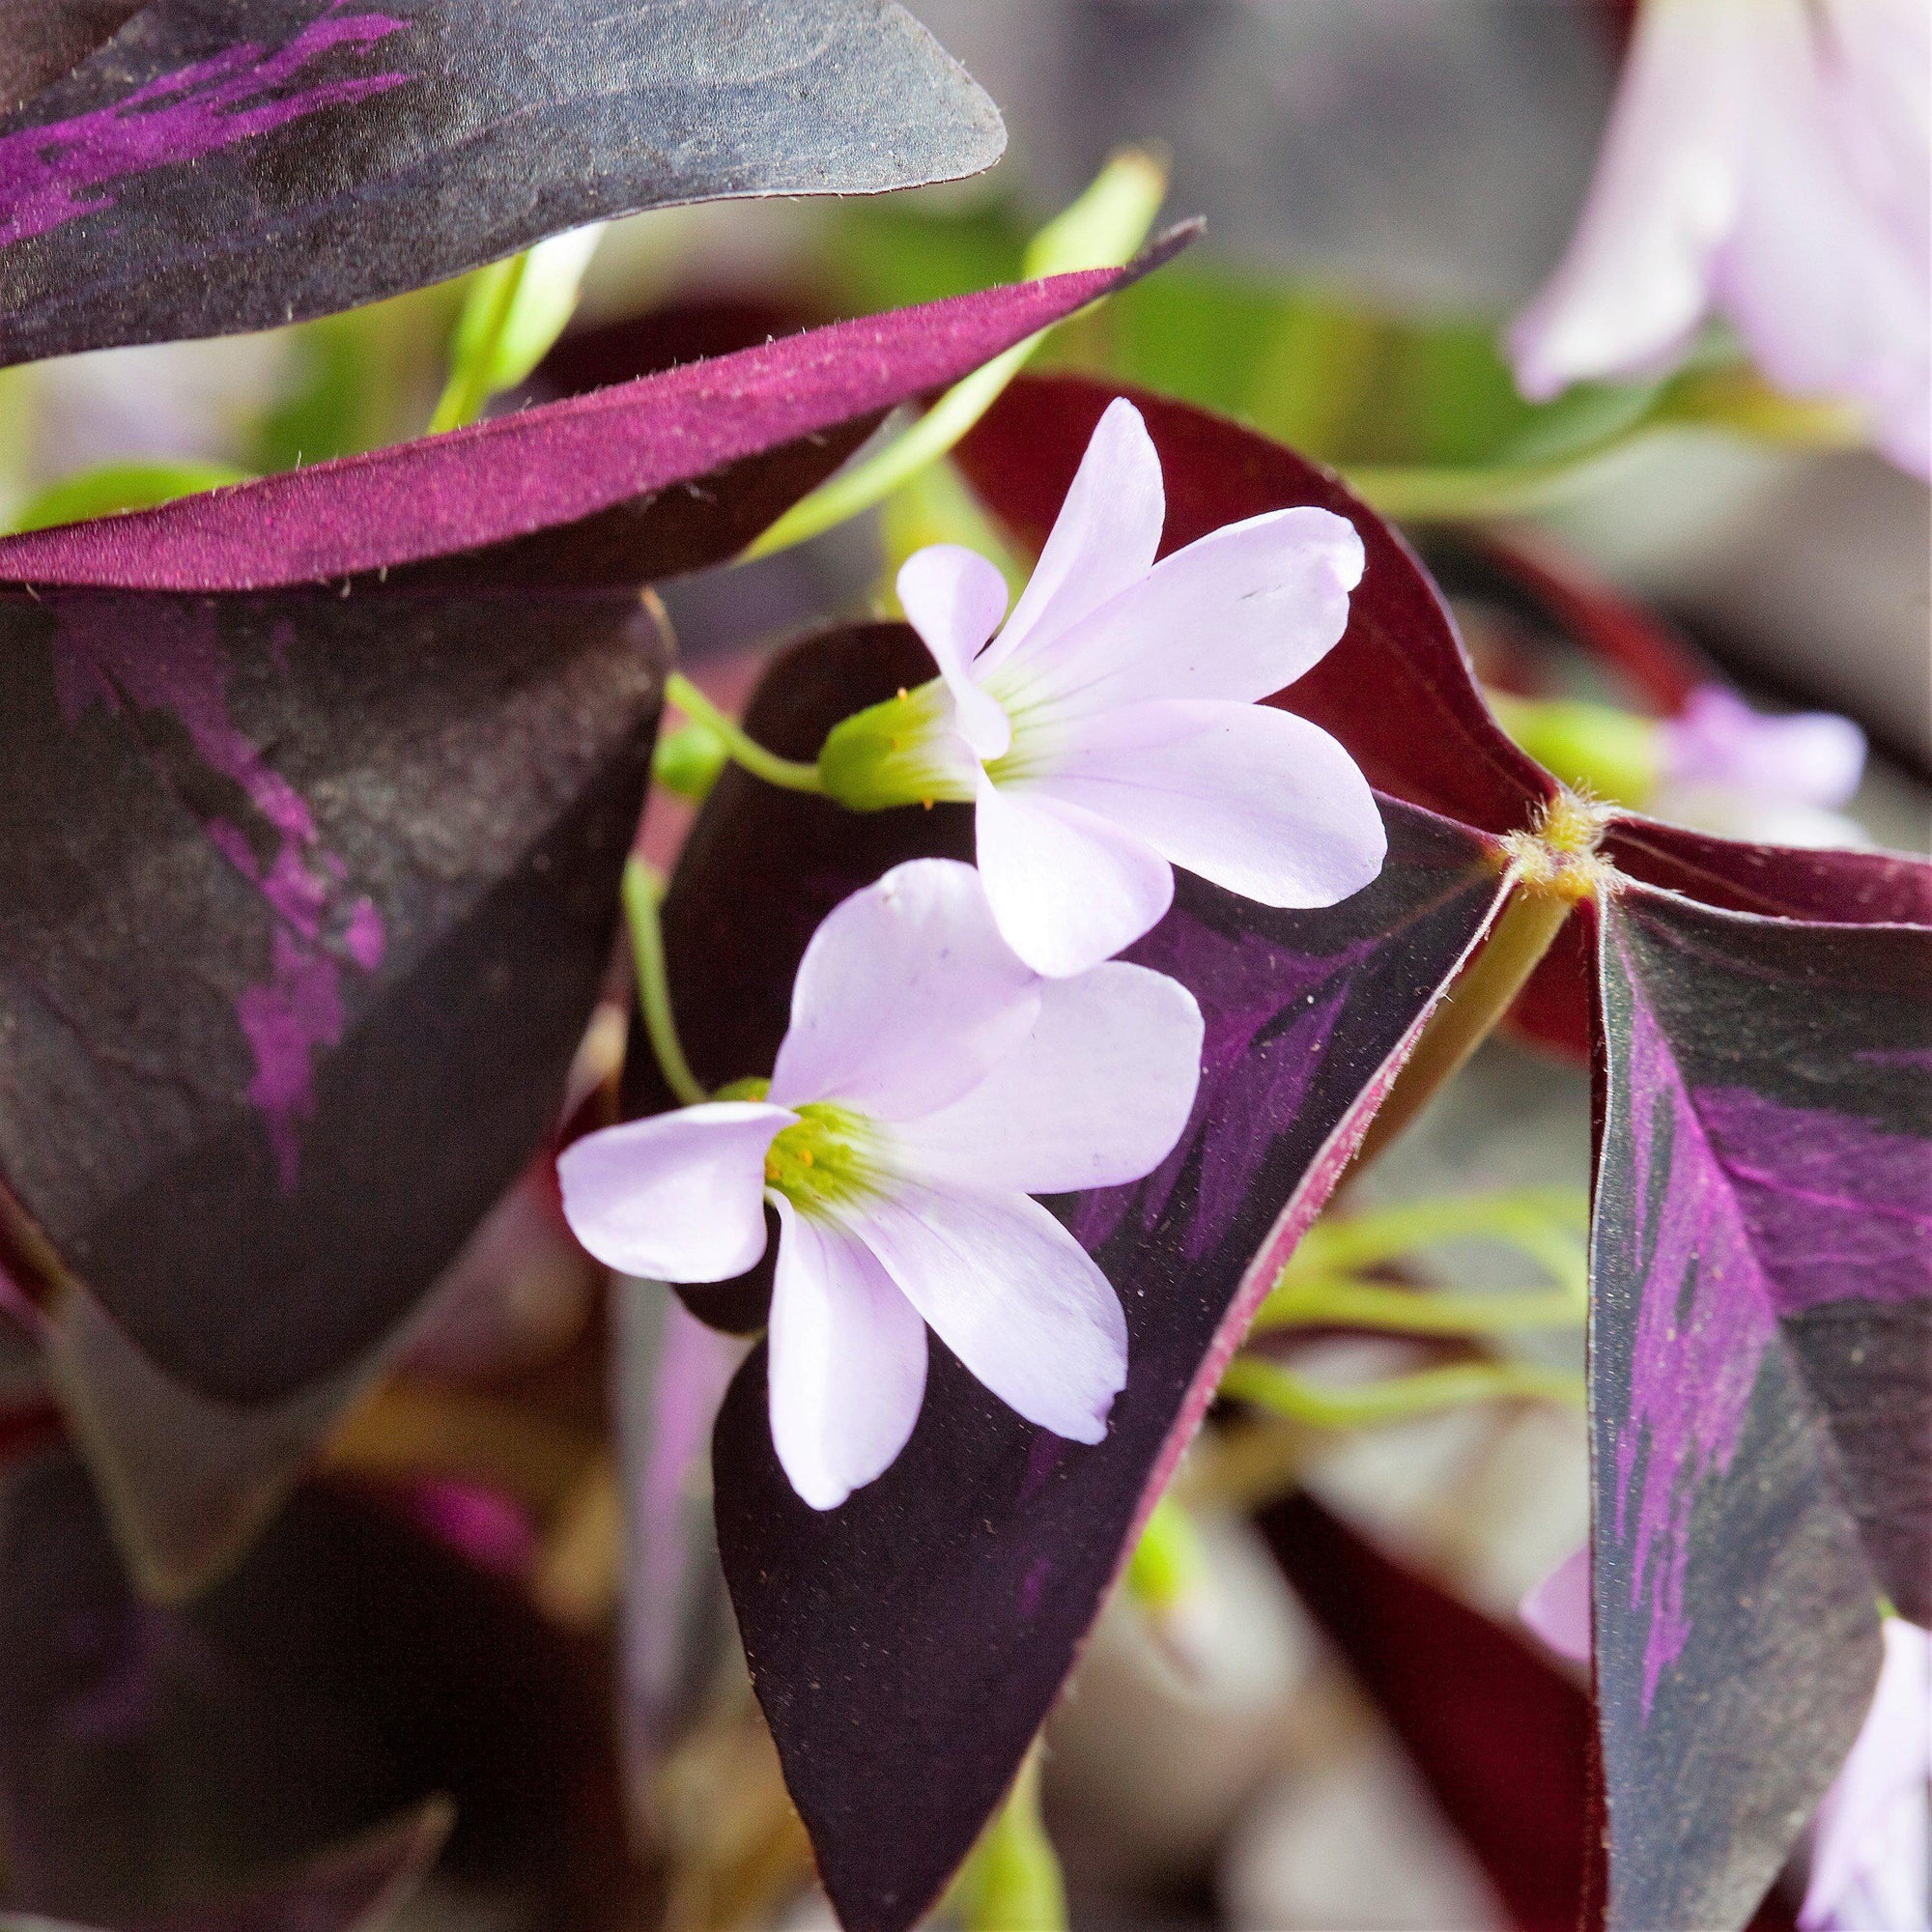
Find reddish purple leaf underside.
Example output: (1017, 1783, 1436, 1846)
(0, 260, 1174, 590)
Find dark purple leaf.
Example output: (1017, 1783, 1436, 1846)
(0, 582, 665, 1406)
(634, 624, 1512, 1932)
(955, 373, 1556, 838)
(20, 1801, 456, 1932)
(0, 260, 1171, 590)
(0, 0, 144, 115)
(1589, 880, 1931, 1929)
(0, 0, 1003, 366)
(0, 1449, 630, 1928)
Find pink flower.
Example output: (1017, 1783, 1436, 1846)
(820, 399, 1387, 979)
(1656, 685, 1870, 849)
(1520, 1541, 1591, 1663)
(1803, 1618, 1932, 1932)
(1510, 0, 1930, 479)
(558, 859, 1203, 1510)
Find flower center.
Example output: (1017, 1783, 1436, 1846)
(763, 1102, 886, 1216)
(1503, 789, 1620, 903)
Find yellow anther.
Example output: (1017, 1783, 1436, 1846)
(1502, 789, 1619, 904)
(896, 687, 910, 702)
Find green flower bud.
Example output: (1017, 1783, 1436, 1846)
(818, 677, 977, 813)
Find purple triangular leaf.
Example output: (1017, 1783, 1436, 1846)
(0, 262, 1165, 590)
(0, 582, 665, 1405)
(955, 374, 1556, 838)
(1588, 880, 1931, 1928)
(0, 0, 1003, 367)
(636, 625, 1511, 1932)
(0, 1450, 628, 1925)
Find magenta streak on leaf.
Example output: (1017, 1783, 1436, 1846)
(1072, 915, 1372, 1258)
(1615, 987, 1776, 1715)
(0, 6, 410, 247)
(237, 928, 347, 1193)
(48, 597, 385, 1192)
(1693, 1086, 1932, 1317)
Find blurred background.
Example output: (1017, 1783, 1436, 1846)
(1, 6, 1924, 1931)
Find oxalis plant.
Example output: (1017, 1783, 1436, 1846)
(0, 4, 1925, 1932)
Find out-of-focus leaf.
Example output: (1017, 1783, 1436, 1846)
(631, 625, 1511, 1932)
(5, 459, 250, 533)
(744, 153, 1173, 560)
(0, 1450, 629, 1926)
(1588, 882, 1931, 1929)
(0, 1799, 453, 1932)
(956, 374, 1555, 837)
(1258, 1495, 1803, 1932)
(0, 261, 1172, 588)
(0, 583, 666, 1406)
(0, 0, 143, 115)
(1262, 1493, 1594, 1932)
(0, 0, 1005, 367)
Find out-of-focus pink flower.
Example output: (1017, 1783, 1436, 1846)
(1802, 1618, 1932, 1932)
(1525, 1547, 1929, 1931)
(1520, 1542, 1591, 1663)
(1655, 684, 1870, 849)
(559, 859, 1203, 1510)
(1511, 0, 1930, 478)
(1646, 688, 1870, 854)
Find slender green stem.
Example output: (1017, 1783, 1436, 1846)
(622, 858, 708, 1109)
(1348, 879, 1576, 1175)
(664, 673, 825, 796)
(741, 149, 1167, 564)
(1253, 1277, 1584, 1336)
(951, 1748, 1067, 1932)
(1288, 1188, 1588, 1288)
(1220, 1354, 1584, 1429)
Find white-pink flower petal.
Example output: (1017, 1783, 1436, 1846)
(1510, 0, 1748, 400)
(558, 1102, 793, 1282)
(1510, 0, 1931, 478)
(896, 543, 1013, 759)
(768, 857, 1041, 1120)
(993, 506, 1364, 718)
(766, 1196, 930, 1512)
(894, 961, 1203, 1196)
(974, 768, 1176, 979)
(1801, 1616, 1932, 1932)
(979, 394, 1165, 678)
(850, 1180, 1129, 1444)
(1036, 699, 1387, 911)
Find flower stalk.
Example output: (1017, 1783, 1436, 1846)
(1349, 793, 1609, 1172)
(622, 857, 708, 1109)
(663, 673, 825, 797)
